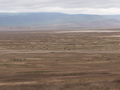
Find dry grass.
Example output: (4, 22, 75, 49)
(0, 29, 120, 90)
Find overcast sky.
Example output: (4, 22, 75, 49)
(0, 0, 120, 15)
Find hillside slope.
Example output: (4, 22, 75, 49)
(0, 12, 120, 27)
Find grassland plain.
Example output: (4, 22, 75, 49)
(0, 28, 120, 90)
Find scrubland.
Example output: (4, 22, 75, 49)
(0, 29, 120, 90)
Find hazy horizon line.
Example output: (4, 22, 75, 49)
(0, 11, 120, 15)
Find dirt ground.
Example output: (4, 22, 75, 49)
(0, 28, 120, 90)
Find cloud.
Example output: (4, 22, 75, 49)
(0, 0, 120, 14)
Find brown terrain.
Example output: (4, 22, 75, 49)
(0, 28, 120, 90)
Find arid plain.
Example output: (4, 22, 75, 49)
(0, 28, 120, 90)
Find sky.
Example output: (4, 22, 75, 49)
(0, 0, 120, 15)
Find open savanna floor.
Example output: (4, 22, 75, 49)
(0, 28, 120, 90)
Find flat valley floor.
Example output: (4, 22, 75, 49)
(0, 28, 120, 90)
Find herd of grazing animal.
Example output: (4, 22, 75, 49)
(11, 58, 26, 61)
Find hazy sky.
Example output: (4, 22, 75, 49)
(0, 0, 120, 15)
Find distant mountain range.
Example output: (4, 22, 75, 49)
(1, 12, 120, 28)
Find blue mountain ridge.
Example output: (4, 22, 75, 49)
(0, 12, 120, 27)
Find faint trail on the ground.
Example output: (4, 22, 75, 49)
(0, 50, 120, 54)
